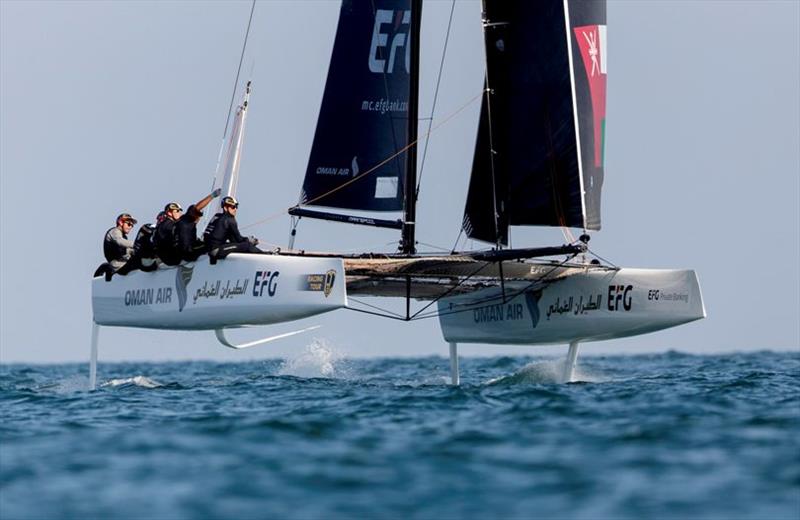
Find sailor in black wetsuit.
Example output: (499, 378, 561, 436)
(116, 222, 159, 275)
(153, 202, 183, 266)
(204, 196, 262, 260)
(175, 204, 207, 262)
(154, 189, 221, 266)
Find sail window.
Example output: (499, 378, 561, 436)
(374, 177, 399, 199)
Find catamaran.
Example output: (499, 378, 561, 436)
(91, 0, 705, 389)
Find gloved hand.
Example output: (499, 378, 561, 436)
(211, 188, 222, 198)
(248, 236, 259, 246)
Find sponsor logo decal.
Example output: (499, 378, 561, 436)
(315, 166, 353, 176)
(303, 270, 336, 297)
(124, 287, 172, 307)
(368, 9, 411, 74)
(546, 293, 604, 319)
(193, 278, 252, 303)
(463, 290, 543, 329)
(175, 264, 194, 312)
(253, 271, 279, 298)
(473, 303, 525, 324)
(524, 290, 543, 328)
(648, 290, 689, 303)
(360, 98, 409, 114)
(607, 285, 633, 311)
(573, 24, 607, 167)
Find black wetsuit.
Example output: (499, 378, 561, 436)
(117, 224, 158, 275)
(203, 212, 259, 259)
(154, 218, 180, 266)
(175, 214, 205, 262)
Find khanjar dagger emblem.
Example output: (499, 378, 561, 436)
(175, 265, 194, 312)
(323, 269, 336, 298)
(573, 24, 607, 169)
(583, 30, 600, 77)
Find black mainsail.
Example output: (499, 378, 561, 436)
(294, 0, 415, 222)
(463, 0, 607, 245)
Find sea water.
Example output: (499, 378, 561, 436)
(1, 347, 798, 519)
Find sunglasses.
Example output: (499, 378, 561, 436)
(225, 204, 239, 209)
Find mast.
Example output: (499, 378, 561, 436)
(400, 0, 422, 255)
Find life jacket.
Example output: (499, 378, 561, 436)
(134, 224, 156, 258)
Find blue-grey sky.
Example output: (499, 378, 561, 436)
(1, 0, 798, 364)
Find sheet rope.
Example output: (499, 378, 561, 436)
(241, 90, 484, 232)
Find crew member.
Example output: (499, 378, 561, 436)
(175, 205, 207, 262)
(117, 221, 159, 275)
(155, 189, 221, 265)
(204, 196, 261, 260)
(153, 202, 183, 266)
(103, 213, 137, 272)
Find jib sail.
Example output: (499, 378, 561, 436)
(297, 0, 413, 213)
(463, 0, 607, 245)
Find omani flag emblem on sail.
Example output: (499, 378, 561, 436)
(573, 25, 607, 168)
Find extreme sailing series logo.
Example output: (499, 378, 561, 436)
(303, 270, 336, 298)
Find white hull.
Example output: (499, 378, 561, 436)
(92, 254, 346, 330)
(437, 268, 705, 345)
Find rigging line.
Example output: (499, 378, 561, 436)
(561, 226, 576, 244)
(241, 89, 484, 231)
(208, 0, 256, 207)
(409, 259, 494, 319)
(481, 57, 502, 249)
(483, 81, 501, 248)
(586, 247, 619, 269)
(411, 251, 584, 320)
(298, 90, 482, 209)
(411, 253, 580, 321)
(221, 0, 257, 141)
(450, 227, 464, 254)
(345, 306, 409, 322)
(417, 0, 456, 194)
(416, 241, 450, 252)
(346, 298, 406, 319)
(477, 8, 505, 248)
(338, 241, 398, 254)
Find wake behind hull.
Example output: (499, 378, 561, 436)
(437, 268, 705, 345)
(92, 254, 346, 330)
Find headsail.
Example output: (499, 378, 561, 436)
(463, 0, 607, 245)
(298, 0, 414, 213)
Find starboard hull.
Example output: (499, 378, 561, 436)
(437, 268, 705, 345)
(92, 254, 346, 330)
